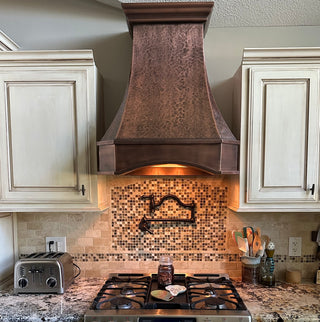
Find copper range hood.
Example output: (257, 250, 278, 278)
(97, 2, 239, 175)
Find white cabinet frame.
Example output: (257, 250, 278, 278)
(229, 48, 320, 212)
(0, 50, 104, 211)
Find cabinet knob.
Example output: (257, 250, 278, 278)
(80, 184, 86, 196)
(309, 184, 315, 195)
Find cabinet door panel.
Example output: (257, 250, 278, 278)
(8, 82, 77, 188)
(264, 81, 307, 187)
(248, 69, 319, 202)
(0, 70, 90, 203)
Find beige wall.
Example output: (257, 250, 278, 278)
(1, 0, 320, 281)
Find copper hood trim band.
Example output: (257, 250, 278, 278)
(98, 142, 238, 175)
(98, 138, 239, 145)
(122, 2, 214, 36)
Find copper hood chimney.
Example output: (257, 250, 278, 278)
(97, 1, 239, 175)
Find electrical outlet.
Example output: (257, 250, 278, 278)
(45, 237, 66, 252)
(289, 237, 302, 256)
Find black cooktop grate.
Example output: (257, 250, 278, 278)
(91, 273, 247, 312)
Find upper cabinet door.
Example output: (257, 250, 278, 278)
(0, 70, 91, 204)
(0, 50, 103, 211)
(247, 68, 319, 203)
(0, 71, 89, 201)
(228, 48, 320, 212)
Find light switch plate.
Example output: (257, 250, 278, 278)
(289, 237, 302, 256)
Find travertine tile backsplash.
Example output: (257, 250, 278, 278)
(17, 176, 320, 281)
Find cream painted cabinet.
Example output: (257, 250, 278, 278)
(0, 31, 18, 289)
(0, 213, 17, 288)
(0, 50, 105, 211)
(229, 48, 320, 212)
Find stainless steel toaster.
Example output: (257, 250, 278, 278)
(14, 252, 74, 294)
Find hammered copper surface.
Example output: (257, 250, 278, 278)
(120, 23, 229, 140)
(98, 2, 239, 175)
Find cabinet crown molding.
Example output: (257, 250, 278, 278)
(243, 47, 320, 64)
(0, 50, 95, 66)
(0, 30, 19, 52)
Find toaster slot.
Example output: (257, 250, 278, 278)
(45, 252, 64, 258)
(26, 252, 47, 258)
(25, 252, 65, 259)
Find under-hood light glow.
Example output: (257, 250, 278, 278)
(151, 164, 186, 168)
(127, 164, 211, 176)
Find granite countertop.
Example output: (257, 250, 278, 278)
(236, 281, 320, 322)
(0, 277, 104, 322)
(0, 278, 319, 322)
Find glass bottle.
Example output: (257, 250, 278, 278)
(260, 246, 275, 286)
(158, 255, 174, 287)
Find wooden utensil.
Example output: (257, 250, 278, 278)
(237, 236, 249, 254)
(243, 226, 254, 239)
(252, 231, 262, 257)
(235, 231, 243, 243)
(247, 232, 254, 247)
(243, 227, 254, 256)
(151, 290, 174, 301)
(232, 231, 243, 245)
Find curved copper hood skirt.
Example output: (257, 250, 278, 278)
(97, 2, 239, 175)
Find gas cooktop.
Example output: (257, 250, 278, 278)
(84, 273, 251, 322)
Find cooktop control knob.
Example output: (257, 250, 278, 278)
(46, 277, 57, 288)
(18, 277, 28, 288)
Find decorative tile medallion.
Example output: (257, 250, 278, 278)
(110, 178, 228, 254)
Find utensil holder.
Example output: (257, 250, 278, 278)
(241, 256, 261, 284)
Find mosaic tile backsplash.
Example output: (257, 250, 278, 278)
(111, 179, 227, 253)
(17, 176, 320, 281)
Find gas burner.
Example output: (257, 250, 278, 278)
(205, 297, 226, 309)
(204, 287, 216, 296)
(120, 287, 134, 296)
(105, 275, 151, 290)
(110, 298, 132, 310)
(191, 296, 228, 310)
(110, 275, 150, 285)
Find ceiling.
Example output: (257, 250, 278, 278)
(96, 0, 320, 27)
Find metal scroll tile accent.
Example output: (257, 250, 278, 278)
(139, 194, 196, 234)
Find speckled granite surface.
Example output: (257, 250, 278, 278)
(236, 281, 320, 322)
(0, 277, 104, 322)
(0, 278, 319, 322)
